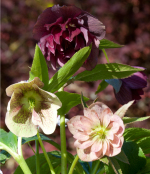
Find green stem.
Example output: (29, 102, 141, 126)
(91, 160, 101, 174)
(60, 114, 67, 174)
(102, 49, 110, 63)
(37, 131, 55, 174)
(35, 140, 40, 174)
(68, 155, 79, 174)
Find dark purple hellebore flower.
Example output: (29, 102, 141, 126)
(108, 71, 147, 105)
(33, 5, 105, 70)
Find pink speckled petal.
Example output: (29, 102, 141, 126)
(78, 139, 94, 149)
(83, 108, 100, 125)
(67, 116, 84, 134)
(80, 116, 94, 132)
(77, 147, 102, 161)
(106, 130, 114, 140)
(107, 122, 120, 134)
(102, 140, 108, 155)
(110, 115, 125, 137)
(101, 114, 111, 128)
(73, 132, 89, 141)
(110, 135, 120, 147)
(89, 102, 113, 119)
(91, 140, 102, 152)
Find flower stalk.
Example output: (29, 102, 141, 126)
(37, 131, 55, 174)
(68, 155, 79, 174)
(102, 49, 110, 63)
(35, 140, 40, 174)
(91, 160, 101, 174)
(60, 114, 67, 174)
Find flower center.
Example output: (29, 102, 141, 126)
(91, 127, 106, 140)
(28, 97, 35, 111)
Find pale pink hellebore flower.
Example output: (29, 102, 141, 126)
(5, 77, 62, 137)
(67, 102, 125, 161)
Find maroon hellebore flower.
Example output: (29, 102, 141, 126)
(114, 71, 147, 105)
(33, 5, 105, 70)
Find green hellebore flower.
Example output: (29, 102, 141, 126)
(5, 77, 62, 137)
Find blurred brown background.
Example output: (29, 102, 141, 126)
(1, 0, 150, 173)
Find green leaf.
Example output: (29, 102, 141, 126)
(0, 130, 18, 164)
(114, 150, 129, 164)
(123, 116, 150, 125)
(74, 63, 143, 82)
(123, 128, 150, 142)
(117, 141, 146, 174)
(100, 156, 109, 165)
(99, 39, 123, 49)
(0, 150, 11, 164)
(29, 44, 49, 90)
(137, 157, 150, 174)
(137, 137, 150, 154)
(47, 46, 91, 92)
(95, 80, 109, 94)
(55, 92, 89, 115)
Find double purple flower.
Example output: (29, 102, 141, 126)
(106, 70, 147, 105)
(33, 5, 105, 70)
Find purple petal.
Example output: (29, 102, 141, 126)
(44, 17, 63, 30)
(75, 34, 85, 50)
(83, 43, 99, 70)
(115, 82, 133, 105)
(122, 72, 147, 89)
(78, 13, 106, 40)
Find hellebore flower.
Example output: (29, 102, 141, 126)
(105, 70, 147, 105)
(67, 102, 124, 161)
(33, 5, 105, 70)
(5, 77, 62, 137)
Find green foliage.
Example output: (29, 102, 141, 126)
(81, 92, 88, 108)
(137, 157, 150, 174)
(137, 137, 150, 154)
(14, 151, 85, 174)
(123, 116, 150, 125)
(99, 39, 123, 49)
(114, 150, 129, 164)
(104, 141, 146, 174)
(55, 92, 89, 115)
(95, 80, 109, 94)
(0, 130, 17, 164)
(74, 63, 143, 82)
(22, 134, 85, 174)
(123, 128, 150, 142)
(47, 46, 91, 93)
(29, 44, 49, 90)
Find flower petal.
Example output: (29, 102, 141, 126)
(5, 103, 37, 137)
(78, 13, 105, 40)
(77, 147, 102, 161)
(67, 116, 83, 135)
(73, 132, 89, 141)
(32, 103, 58, 134)
(91, 140, 102, 152)
(88, 102, 113, 119)
(83, 108, 100, 126)
(6, 77, 44, 97)
(78, 139, 94, 149)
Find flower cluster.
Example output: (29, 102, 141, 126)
(33, 5, 105, 70)
(5, 77, 62, 137)
(67, 102, 124, 161)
